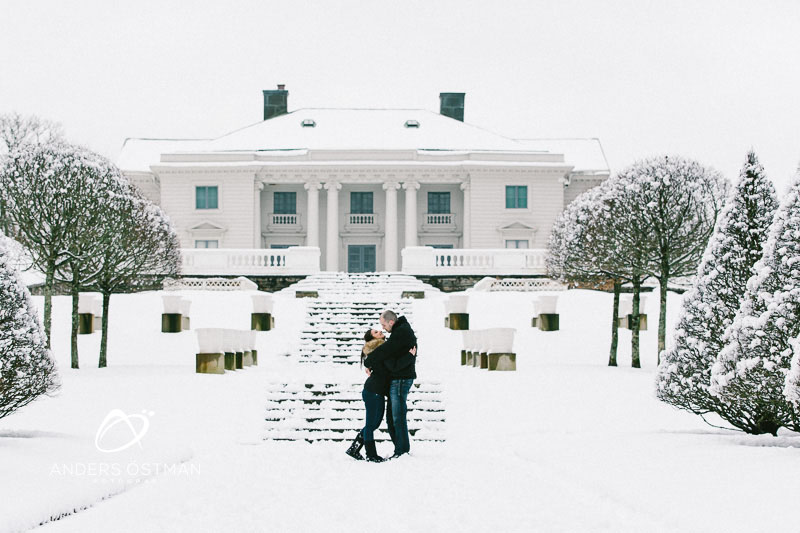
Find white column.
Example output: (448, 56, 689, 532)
(254, 181, 264, 248)
(324, 181, 341, 271)
(403, 181, 419, 248)
(304, 181, 321, 247)
(460, 181, 471, 248)
(383, 181, 400, 271)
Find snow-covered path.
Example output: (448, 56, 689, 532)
(2, 288, 798, 532)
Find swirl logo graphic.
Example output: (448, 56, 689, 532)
(94, 409, 153, 453)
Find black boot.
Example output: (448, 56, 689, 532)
(345, 432, 364, 460)
(364, 440, 384, 463)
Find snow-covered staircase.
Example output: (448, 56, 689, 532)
(264, 273, 446, 443)
(263, 381, 446, 442)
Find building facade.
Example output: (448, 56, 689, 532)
(117, 88, 609, 274)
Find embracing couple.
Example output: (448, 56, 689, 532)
(345, 309, 417, 463)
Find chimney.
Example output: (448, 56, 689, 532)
(439, 92, 465, 121)
(263, 85, 289, 120)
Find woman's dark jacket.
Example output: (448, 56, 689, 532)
(362, 339, 390, 396)
(363, 316, 417, 380)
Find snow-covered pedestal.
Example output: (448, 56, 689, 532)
(161, 295, 186, 333)
(195, 328, 225, 374)
(180, 299, 192, 331)
(487, 327, 516, 371)
(251, 293, 274, 331)
(242, 330, 254, 367)
(223, 329, 238, 371)
(618, 294, 648, 330)
(245, 330, 258, 366)
(78, 294, 102, 335)
(447, 294, 470, 330)
(533, 295, 560, 331)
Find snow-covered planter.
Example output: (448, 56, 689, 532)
(460, 330, 473, 365)
(251, 293, 274, 331)
(489, 328, 516, 371)
(222, 329, 239, 371)
(245, 330, 258, 366)
(161, 295, 184, 333)
(487, 328, 516, 354)
(533, 295, 560, 331)
(180, 299, 192, 330)
(446, 294, 470, 330)
(195, 328, 225, 374)
(618, 294, 647, 330)
(252, 293, 274, 313)
(533, 295, 559, 315)
(77, 293, 102, 334)
(162, 295, 183, 314)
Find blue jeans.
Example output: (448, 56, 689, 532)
(388, 378, 414, 455)
(361, 389, 385, 442)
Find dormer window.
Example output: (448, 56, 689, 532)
(404, 120, 420, 128)
(301, 119, 316, 128)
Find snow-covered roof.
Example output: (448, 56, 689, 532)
(117, 138, 209, 172)
(116, 111, 609, 174)
(514, 138, 609, 174)
(199, 109, 527, 152)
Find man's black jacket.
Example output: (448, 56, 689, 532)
(363, 315, 417, 380)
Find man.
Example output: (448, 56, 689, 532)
(363, 309, 417, 458)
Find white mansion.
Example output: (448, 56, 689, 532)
(117, 88, 609, 276)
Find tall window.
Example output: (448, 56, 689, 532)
(195, 239, 219, 248)
(350, 192, 373, 214)
(196, 186, 218, 209)
(428, 192, 451, 214)
(505, 239, 529, 249)
(274, 192, 297, 214)
(505, 186, 527, 209)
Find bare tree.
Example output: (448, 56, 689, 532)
(616, 156, 728, 362)
(86, 190, 181, 367)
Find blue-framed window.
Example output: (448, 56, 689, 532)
(351, 192, 373, 214)
(274, 192, 296, 214)
(505, 239, 529, 249)
(505, 186, 527, 209)
(428, 192, 451, 214)
(196, 186, 219, 209)
(195, 239, 219, 248)
(270, 244, 296, 249)
(430, 244, 454, 249)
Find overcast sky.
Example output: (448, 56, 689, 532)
(2, 0, 798, 190)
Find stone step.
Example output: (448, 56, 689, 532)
(263, 428, 446, 442)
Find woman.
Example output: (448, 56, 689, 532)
(346, 328, 389, 462)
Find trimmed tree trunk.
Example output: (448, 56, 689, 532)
(43, 257, 55, 349)
(99, 291, 110, 368)
(70, 277, 80, 369)
(657, 274, 668, 364)
(608, 280, 621, 367)
(631, 279, 642, 369)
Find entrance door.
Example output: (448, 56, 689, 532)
(347, 245, 376, 273)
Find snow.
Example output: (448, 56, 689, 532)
(515, 138, 610, 174)
(115, 110, 609, 175)
(115, 138, 209, 172)
(1, 285, 798, 532)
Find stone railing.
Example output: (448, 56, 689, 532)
(269, 213, 299, 226)
(347, 213, 376, 225)
(401, 247, 548, 275)
(425, 213, 454, 225)
(472, 277, 566, 292)
(180, 247, 320, 276)
(163, 276, 258, 291)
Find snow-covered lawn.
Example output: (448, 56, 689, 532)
(1, 288, 797, 532)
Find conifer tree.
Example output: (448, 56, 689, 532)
(710, 171, 800, 435)
(0, 233, 59, 420)
(656, 151, 777, 423)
